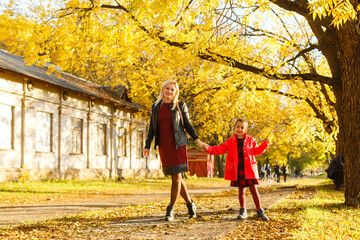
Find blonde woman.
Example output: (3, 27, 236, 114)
(144, 79, 206, 221)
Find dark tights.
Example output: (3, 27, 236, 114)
(238, 185, 261, 210)
(169, 173, 192, 206)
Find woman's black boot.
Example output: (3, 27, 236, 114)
(165, 205, 174, 221)
(186, 201, 196, 218)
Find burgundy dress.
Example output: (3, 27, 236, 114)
(158, 103, 188, 175)
(230, 138, 259, 187)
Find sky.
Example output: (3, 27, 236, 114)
(0, 0, 54, 14)
(0, 0, 31, 12)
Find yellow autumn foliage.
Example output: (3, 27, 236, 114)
(0, 0, 339, 168)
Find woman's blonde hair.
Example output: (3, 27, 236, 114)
(155, 79, 180, 109)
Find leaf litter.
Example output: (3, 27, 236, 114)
(0, 185, 299, 239)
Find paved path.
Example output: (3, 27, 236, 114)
(0, 178, 296, 227)
(0, 187, 228, 226)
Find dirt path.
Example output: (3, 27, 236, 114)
(0, 179, 298, 240)
(0, 187, 228, 226)
(90, 187, 296, 240)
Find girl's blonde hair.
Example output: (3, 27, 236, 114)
(155, 79, 179, 109)
(235, 118, 248, 130)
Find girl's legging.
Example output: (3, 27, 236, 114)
(238, 185, 261, 210)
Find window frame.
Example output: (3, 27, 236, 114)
(96, 123, 107, 156)
(117, 127, 127, 157)
(136, 130, 144, 158)
(70, 117, 83, 154)
(0, 104, 14, 150)
(35, 111, 53, 153)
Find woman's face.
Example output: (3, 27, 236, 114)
(162, 83, 177, 102)
(235, 121, 247, 138)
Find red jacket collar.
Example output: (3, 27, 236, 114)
(231, 133, 248, 140)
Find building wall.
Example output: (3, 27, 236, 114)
(0, 71, 22, 169)
(0, 70, 162, 182)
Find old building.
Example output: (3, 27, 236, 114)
(0, 50, 161, 182)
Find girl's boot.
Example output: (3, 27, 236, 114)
(186, 201, 196, 218)
(165, 205, 174, 221)
(237, 207, 248, 220)
(257, 208, 269, 221)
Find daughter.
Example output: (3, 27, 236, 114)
(203, 118, 270, 221)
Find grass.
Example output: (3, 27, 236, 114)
(270, 175, 360, 239)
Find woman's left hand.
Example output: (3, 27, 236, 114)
(143, 149, 150, 157)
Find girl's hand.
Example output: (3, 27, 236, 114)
(264, 138, 271, 145)
(143, 149, 150, 157)
(202, 143, 210, 151)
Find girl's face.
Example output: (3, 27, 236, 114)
(163, 83, 177, 102)
(235, 121, 247, 138)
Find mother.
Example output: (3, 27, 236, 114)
(144, 79, 206, 221)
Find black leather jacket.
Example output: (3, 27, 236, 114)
(145, 101, 199, 149)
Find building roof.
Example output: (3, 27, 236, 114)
(0, 49, 144, 110)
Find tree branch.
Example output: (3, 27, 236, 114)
(174, 0, 194, 27)
(67, 2, 338, 108)
(320, 82, 335, 107)
(251, 86, 336, 133)
(64, 2, 333, 87)
(188, 80, 336, 134)
(271, 0, 332, 27)
(198, 49, 334, 85)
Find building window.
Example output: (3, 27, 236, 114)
(96, 123, 107, 155)
(71, 118, 83, 154)
(137, 131, 144, 158)
(0, 104, 14, 150)
(36, 111, 53, 152)
(117, 127, 127, 157)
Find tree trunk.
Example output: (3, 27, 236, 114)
(337, 23, 360, 206)
(216, 155, 225, 178)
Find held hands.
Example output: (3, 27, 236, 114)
(195, 139, 210, 152)
(144, 140, 211, 156)
(202, 143, 210, 151)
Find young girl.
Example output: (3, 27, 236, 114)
(203, 118, 270, 221)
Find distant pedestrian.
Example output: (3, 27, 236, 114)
(261, 164, 266, 181)
(143, 79, 207, 221)
(281, 163, 288, 182)
(266, 164, 272, 181)
(274, 162, 280, 183)
(203, 118, 270, 221)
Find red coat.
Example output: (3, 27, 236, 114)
(207, 134, 269, 181)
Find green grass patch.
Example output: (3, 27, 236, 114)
(271, 176, 360, 239)
(0, 176, 228, 206)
